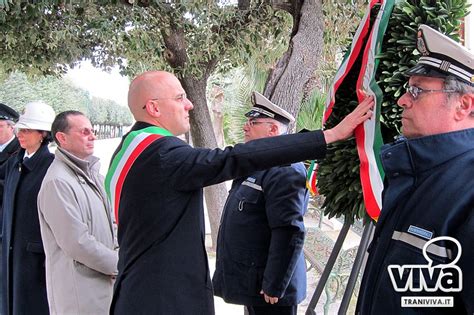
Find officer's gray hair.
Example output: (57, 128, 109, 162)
(444, 76, 474, 95)
(443, 76, 474, 117)
(276, 121, 289, 135)
(5, 120, 15, 127)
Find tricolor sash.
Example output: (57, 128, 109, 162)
(307, 0, 394, 221)
(104, 126, 172, 223)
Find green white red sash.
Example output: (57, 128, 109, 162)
(104, 126, 172, 223)
(307, 0, 394, 221)
(354, 0, 394, 221)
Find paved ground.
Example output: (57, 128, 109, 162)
(95, 138, 360, 315)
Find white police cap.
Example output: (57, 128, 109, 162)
(245, 91, 295, 125)
(406, 24, 474, 86)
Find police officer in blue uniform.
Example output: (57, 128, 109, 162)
(213, 92, 307, 315)
(0, 103, 20, 207)
(356, 25, 474, 314)
(0, 103, 20, 168)
(0, 103, 19, 312)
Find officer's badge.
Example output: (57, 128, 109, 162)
(417, 30, 429, 56)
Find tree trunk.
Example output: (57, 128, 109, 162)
(181, 76, 228, 252)
(210, 85, 225, 148)
(163, 22, 228, 251)
(266, 0, 324, 131)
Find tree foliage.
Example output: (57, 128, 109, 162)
(0, 71, 133, 126)
(0, 1, 288, 78)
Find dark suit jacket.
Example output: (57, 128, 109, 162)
(213, 163, 308, 306)
(110, 122, 327, 315)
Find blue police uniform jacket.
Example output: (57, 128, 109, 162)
(213, 163, 308, 306)
(110, 122, 327, 315)
(356, 129, 474, 314)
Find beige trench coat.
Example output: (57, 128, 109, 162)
(38, 148, 118, 315)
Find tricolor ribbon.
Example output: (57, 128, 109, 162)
(307, 0, 394, 221)
(306, 160, 318, 196)
(104, 126, 172, 224)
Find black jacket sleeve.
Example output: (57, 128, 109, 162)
(160, 130, 326, 191)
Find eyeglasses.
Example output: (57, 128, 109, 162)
(406, 85, 457, 100)
(74, 128, 95, 137)
(244, 119, 275, 127)
(142, 94, 188, 109)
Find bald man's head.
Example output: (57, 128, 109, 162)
(127, 71, 194, 135)
(128, 71, 172, 120)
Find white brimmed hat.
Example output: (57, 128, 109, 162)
(406, 24, 474, 86)
(15, 101, 56, 131)
(245, 92, 295, 125)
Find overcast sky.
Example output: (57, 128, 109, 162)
(66, 60, 129, 107)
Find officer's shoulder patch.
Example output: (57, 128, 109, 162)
(241, 181, 263, 191)
(407, 225, 433, 240)
(245, 177, 256, 183)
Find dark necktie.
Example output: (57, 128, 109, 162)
(19, 157, 29, 172)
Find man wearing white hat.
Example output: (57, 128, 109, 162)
(1, 101, 55, 315)
(213, 92, 308, 315)
(356, 25, 474, 314)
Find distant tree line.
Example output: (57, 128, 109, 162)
(0, 72, 133, 138)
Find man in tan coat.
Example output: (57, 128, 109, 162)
(38, 110, 118, 314)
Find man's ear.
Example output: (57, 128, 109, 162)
(144, 100, 161, 118)
(55, 132, 66, 146)
(454, 93, 474, 120)
(269, 122, 279, 136)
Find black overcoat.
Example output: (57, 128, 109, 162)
(1, 145, 53, 315)
(110, 122, 327, 315)
(213, 163, 308, 306)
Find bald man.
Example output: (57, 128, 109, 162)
(105, 71, 373, 314)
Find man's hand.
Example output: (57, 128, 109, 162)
(260, 290, 279, 304)
(323, 96, 374, 144)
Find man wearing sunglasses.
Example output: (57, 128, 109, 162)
(356, 25, 474, 314)
(213, 92, 309, 315)
(37, 111, 118, 314)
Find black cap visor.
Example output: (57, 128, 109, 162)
(244, 110, 290, 125)
(405, 64, 449, 79)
